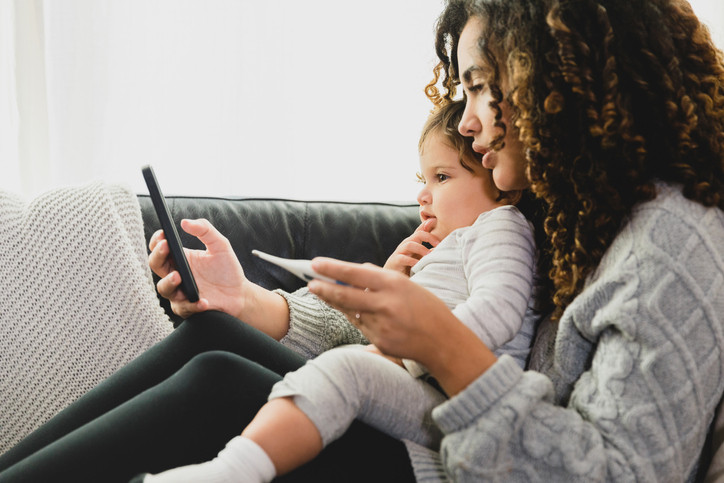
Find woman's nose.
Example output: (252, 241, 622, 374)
(458, 101, 481, 137)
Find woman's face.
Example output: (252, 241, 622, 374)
(456, 19, 530, 191)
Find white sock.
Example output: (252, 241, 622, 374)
(144, 436, 277, 483)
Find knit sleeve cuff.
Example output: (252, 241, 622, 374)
(432, 354, 524, 434)
(403, 439, 450, 482)
(274, 288, 329, 359)
(274, 287, 367, 358)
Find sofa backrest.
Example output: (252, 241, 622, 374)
(138, 195, 420, 321)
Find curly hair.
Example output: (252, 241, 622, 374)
(419, 100, 482, 174)
(433, 0, 724, 320)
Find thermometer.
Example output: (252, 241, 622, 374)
(252, 249, 343, 284)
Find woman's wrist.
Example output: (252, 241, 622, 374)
(422, 320, 497, 397)
(237, 283, 291, 340)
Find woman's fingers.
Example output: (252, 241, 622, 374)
(156, 270, 208, 316)
(311, 258, 390, 292)
(150, 219, 228, 277)
(148, 229, 165, 251)
(308, 259, 407, 318)
(309, 280, 365, 315)
(148, 238, 173, 278)
(156, 270, 183, 300)
(180, 218, 231, 254)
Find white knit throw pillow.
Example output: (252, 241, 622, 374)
(0, 182, 173, 454)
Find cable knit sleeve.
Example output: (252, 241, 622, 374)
(274, 287, 368, 359)
(430, 185, 724, 482)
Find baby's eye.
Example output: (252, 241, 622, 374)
(436, 173, 449, 183)
(416, 172, 426, 184)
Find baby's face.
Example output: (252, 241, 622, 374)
(416, 132, 503, 240)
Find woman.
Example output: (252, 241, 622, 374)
(2, 0, 724, 481)
(308, 0, 724, 480)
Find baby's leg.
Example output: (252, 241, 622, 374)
(239, 347, 445, 477)
(269, 346, 446, 449)
(240, 396, 323, 474)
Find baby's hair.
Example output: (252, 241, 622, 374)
(419, 100, 521, 204)
(418, 100, 480, 173)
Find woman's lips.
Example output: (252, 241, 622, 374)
(473, 143, 493, 169)
(472, 143, 488, 155)
(482, 151, 493, 169)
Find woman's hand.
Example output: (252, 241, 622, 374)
(308, 258, 497, 396)
(149, 218, 247, 318)
(148, 219, 290, 338)
(383, 219, 440, 276)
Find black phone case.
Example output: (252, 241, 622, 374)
(142, 165, 200, 302)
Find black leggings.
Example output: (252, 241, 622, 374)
(0, 311, 416, 483)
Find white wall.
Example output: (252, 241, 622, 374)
(2, 0, 723, 202)
(3, 0, 445, 202)
(692, 0, 724, 49)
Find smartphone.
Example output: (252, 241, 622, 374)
(142, 165, 200, 302)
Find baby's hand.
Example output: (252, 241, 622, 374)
(364, 344, 404, 367)
(383, 219, 440, 276)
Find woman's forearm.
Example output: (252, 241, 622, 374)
(417, 312, 497, 396)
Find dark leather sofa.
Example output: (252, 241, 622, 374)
(137, 195, 420, 323)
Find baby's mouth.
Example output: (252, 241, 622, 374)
(420, 211, 436, 227)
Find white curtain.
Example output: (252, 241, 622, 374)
(2, 0, 723, 201)
(1, 0, 444, 201)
